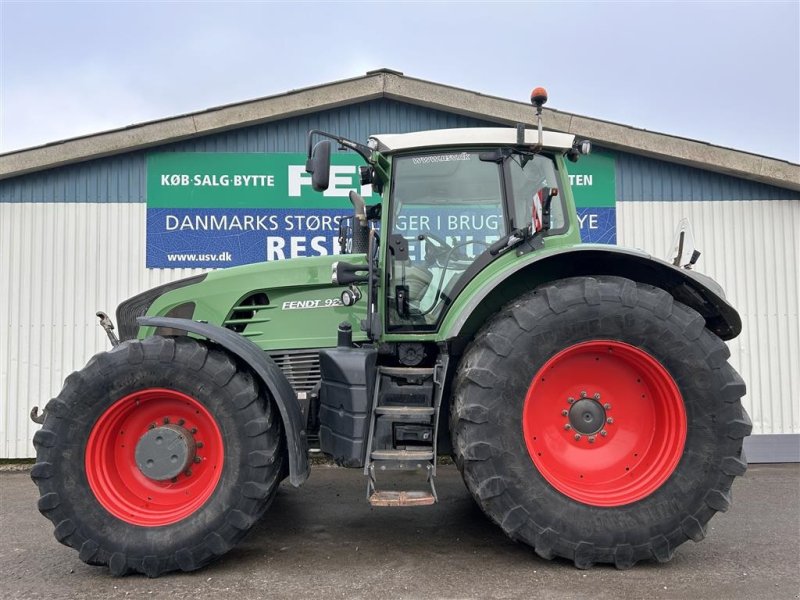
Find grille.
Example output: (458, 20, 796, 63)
(268, 350, 321, 395)
(224, 292, 270, 334)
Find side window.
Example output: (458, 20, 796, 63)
(388, 152, 506, 330)
(507, 155, 564, 231)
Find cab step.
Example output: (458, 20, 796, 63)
(371, 449, 434, 461)
(368, 490, 436, 507)
(378, 366, 434, 378)
(374, 406, 435, 416)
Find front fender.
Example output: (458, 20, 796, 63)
(440, 244, 742, 344)
(137, 316, 310, 486)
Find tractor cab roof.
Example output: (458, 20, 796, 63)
(369, 127, 575, 154)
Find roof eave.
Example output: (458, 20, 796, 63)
(0, 72, 387, 180)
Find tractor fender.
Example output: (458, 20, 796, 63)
(441, 244, 742, 344)
(137, 316, 310, 486)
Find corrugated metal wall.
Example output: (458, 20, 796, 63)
(613, 150, 798, 202)
(0, 203, 202, 457)
(617, 200, 800, 438)
(1, 97, 798, 458)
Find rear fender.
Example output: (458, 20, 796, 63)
(137, 316, 310, 486)
(442, 245, 742, 346)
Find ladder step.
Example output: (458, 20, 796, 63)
(371, 449, 434, 461)
(379, 366, 434, 377)
(375, 406, 435, 416)
(368, 490, 436, 507)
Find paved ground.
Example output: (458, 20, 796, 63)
(1, 463, 798, 600)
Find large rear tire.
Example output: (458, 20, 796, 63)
(451, 276, 750, 568)
(32, 336, 285, 577)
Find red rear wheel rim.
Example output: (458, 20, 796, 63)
(85, 388, 224, 526)
(522, 341, 686, 507)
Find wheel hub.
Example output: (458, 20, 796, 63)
(569, 399, 606, 435)
(134, 424, 196, 481)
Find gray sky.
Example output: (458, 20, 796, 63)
(1, 1, 798, 162)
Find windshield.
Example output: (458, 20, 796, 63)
(388, 151, 506, 330)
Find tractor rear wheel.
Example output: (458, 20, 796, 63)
(451, 276, 750, 568)
(31, 336, 285, 577)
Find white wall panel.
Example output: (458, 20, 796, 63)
(617, 200, 800, 436)
(0, 203, 203, 458)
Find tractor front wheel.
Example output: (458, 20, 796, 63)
(32, 336, 285, 577)
(451, 276, 750, 568)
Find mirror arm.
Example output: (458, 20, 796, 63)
(306, 129, 373, 163)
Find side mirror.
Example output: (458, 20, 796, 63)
(305, 140, 331, 191)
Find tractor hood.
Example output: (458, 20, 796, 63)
(118, 254, 368, 351)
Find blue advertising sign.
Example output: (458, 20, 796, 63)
(145, 151, 617, 268)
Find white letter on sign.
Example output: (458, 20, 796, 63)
(323, 166, 356, 197)
(288, 165, 312, 197)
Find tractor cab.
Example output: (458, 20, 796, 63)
(306, 123, 591, 337)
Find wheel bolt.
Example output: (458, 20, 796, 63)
(163, 417, 170, 424)
(600, 430, 608, 437)
(196, 441, 204, 448)
(148, 422, 156, 430)
(561, 410, 569, 417)
(184, 469, 192, 477)
(177, 419, 185, 426)
(607, 417, 614, 424)
(604, 403, 611, 410)
(564, 424, 572, 430)
(193, 456, 201, 464)
(567, 397, 575, 404)
(574, 433, 582, 441)
(588, 436, 596, 443)
(190, 428, 198, 434)
(593, 393, 601, 400)
(170, 476, 178, 483)
(580, 391, 587, 398)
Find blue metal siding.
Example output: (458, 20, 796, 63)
(611, 148, 800, 201)
(2, 99, 798, 203)
(162, 99, 496, 153)
(0, 153, 148, 203)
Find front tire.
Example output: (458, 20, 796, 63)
(451, 276, 750, 568)
(32, 336, 285, 577)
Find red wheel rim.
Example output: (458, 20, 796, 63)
(522, 341, 686, 507)
(85, 388, 224, 526)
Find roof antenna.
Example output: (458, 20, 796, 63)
(530, 87, 548, 148)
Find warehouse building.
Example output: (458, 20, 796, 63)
(1, 69, 798, 461)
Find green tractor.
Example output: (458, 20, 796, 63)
(31, 89, 750, 576)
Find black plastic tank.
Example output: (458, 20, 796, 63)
(317, 324, 377, 467)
